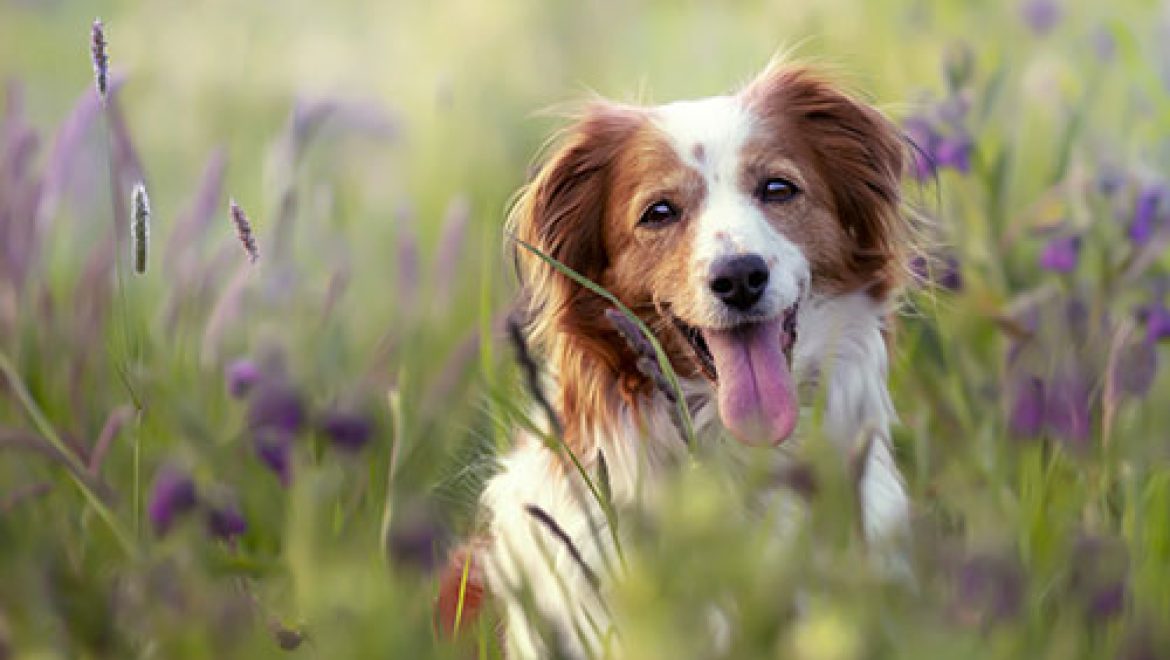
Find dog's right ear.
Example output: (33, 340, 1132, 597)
(509, 103, 644, 333)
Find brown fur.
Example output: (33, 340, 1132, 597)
(743, 67, 908, 299)
(509, 66, 909, 456)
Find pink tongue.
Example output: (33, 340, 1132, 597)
(705, 317, 798, 446)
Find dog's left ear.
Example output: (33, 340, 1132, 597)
(745, 65, 908, 293)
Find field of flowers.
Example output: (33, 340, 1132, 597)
(1, 0, 1169, 657)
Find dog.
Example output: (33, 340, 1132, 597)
(437, 61, 914, 658)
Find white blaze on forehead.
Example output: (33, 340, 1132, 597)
(652, 95, 809, 327)
(652, 95, 754, 183)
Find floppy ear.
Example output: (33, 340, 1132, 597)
(507, 103, 648, 453)
(747, 66, 909, 296)
(509, 102, 644, 341)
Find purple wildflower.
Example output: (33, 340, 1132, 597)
(1142, 301, 1170, 343)
(1069, 533, 1129, 622)
(225, 359, 262, 398)
(319, 411, 374, 452)
(1038, 235, 1080, 273)
(1009, 375, 1045, 437)
(1130, 184, 1165, 245)
(911, 254, 963, 291)
(1021, 0, 1062, 36)
(147, 465, 197, 536)
(255, 432, 293, 487)
(934, 135, 973, 173)
(953, 554, 1025, 626)
(904, 116, 940, 180)
(205, 500, 248, 541)
(247, 383, 306, 435)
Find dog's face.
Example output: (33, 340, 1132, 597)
(514, 65, 906, 448)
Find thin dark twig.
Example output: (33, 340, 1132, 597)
(506, 312, 563, 438)
(524, 504, 600, 591)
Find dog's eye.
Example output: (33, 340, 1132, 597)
(758, 178, 799, 203)
(638, 200, 680, 228)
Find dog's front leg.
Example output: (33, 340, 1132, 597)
(798, 294, 911, 551)
(480, 440, 617, 659)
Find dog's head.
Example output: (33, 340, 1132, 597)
(511, 64, 908, 450)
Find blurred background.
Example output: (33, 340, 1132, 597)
(2, 0, 1170, 657)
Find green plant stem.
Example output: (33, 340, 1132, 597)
(0, 351, 138, 558)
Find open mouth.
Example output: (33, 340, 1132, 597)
(671, 304, 801, 446)
(671, 304, 799, 382)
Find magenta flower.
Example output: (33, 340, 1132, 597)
(148, 465, 198, 536)
(1038, 235, 1080, 273)
(935, 135, 973, 174)
(225, 359, 261, 399)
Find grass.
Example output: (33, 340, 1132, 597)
(1, 0, 1169, 657)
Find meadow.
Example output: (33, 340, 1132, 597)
(1, 0, 1169, 657)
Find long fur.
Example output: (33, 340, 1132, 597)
(448, 63, 914, 658)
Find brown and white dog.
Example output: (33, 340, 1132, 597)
(441, 62, 913, 658)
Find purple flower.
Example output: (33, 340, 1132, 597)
(1087, 581, 1127, 621)
(255, 432, 293, 487)
(1130, 184, 1165, 245)
(319, 411, 374, 452)
(225, 359, 261, 398)
(1021, 0, 1062, 36)
(1070, 533, 1129, 623)
(905, 117, 940, 181)
(935, 135, 973, 173)
(148, 465, 197, 536)
(1009, 375, 1045, 437)
(206, 500, 247, 541)
(953, 554, 1024, 626)
(1039, 235, 1080, 273)
(1142, 301, 1170, 343)
(910, 254, 963, 291)
(247, 383, 306, 435)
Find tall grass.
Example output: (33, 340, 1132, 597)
(0, 0, 1168, 657)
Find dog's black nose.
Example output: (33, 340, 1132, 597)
(710, 254, 769, 311)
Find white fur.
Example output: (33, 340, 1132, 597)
(653, 98, 810, 329)
(481, 291, 909, 658)
(481, 93, 910, 658)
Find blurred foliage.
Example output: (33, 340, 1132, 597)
(2, 0, 1170, 658)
